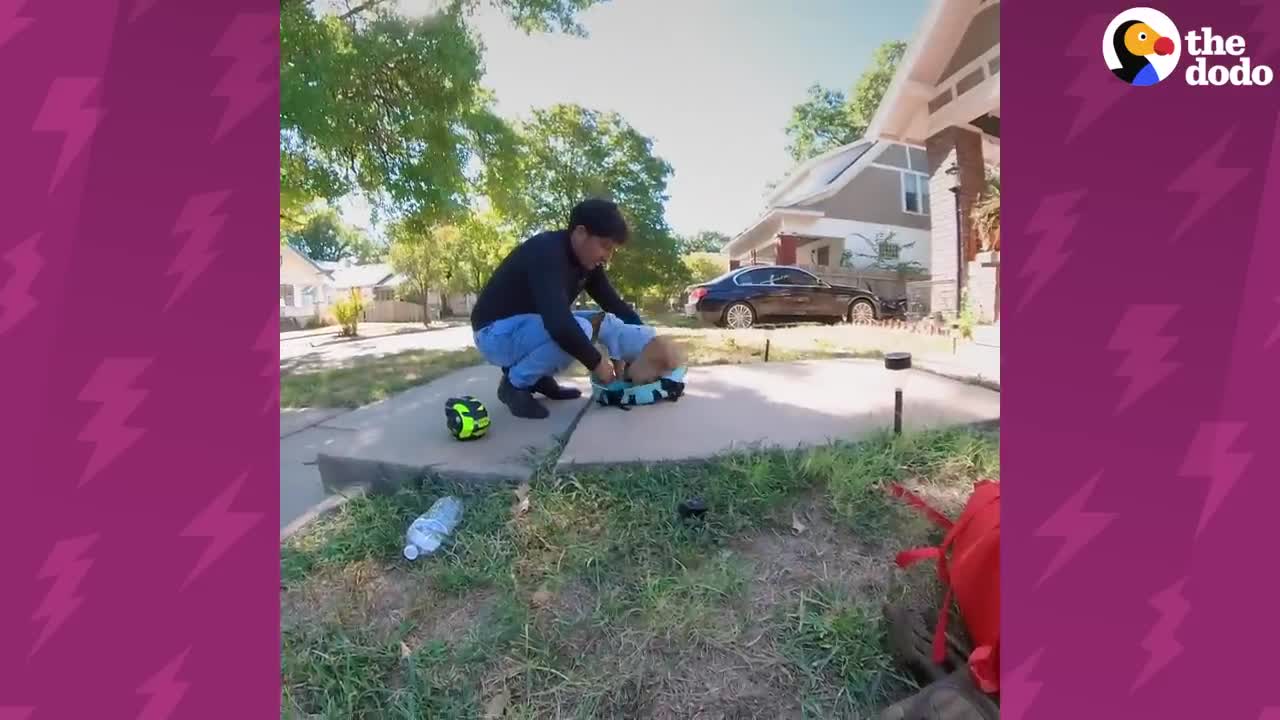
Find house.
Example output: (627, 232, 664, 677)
(279, 245, 480, 328)
(866, 0, 1000, 322)
(279, 244, 337, 321)
(325, 260, 403, 302)
(723, 137, 934, 275)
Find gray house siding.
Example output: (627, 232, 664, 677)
(803, 165, 930, 231)
(938, 4, 999, 81)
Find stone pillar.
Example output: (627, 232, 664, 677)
(925, 127, 984, 317)
(776, 234, 800, 266)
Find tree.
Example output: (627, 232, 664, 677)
(498, 104, 690, 308)
(387, 221, 464, 323)
(456, 210, 518, 296)
(280, 0, 607, 235)
(683, 254, 727, 286)
(677, 230, 730, 254)
(285, 207, 386, 262)
(287, 209, 349, 261)
(784, 40, 907, 164)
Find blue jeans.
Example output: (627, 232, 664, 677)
(473, 312, 656, 389)
(473, 313, 595, 390)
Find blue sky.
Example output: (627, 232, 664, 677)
(341, 0, 927, 240)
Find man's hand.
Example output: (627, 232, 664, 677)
(593, 357, 617, 384)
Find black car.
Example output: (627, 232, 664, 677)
(684, 264, 905, 329)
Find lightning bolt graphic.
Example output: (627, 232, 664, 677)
(1019, 190, 1087, 311)
(1168, 129, 1249, 243)
(166, 191, 231, 310)
(77, 357, 152, 486)
(256, 312, 278, 413)
(1108, 304, 1181, 414)
(130, 0, 160, 22)
(1243, 0, 1280, 63)
(1065, 13, 1127, 142)
(0, 0, 34, 49)
(1132, 577, 1189, 692)
(137, 648, 191, 720)
(0, 233, 43, 336)
(211, 13, 276, 141)
(32, 77, 104, 193)
(181, 472, 262, 589)
(1035, 473, 1116, 587)
(1001, 649, 1045, 720)
(30, 533, 99, 657)
(1180, 421, 1252, 537)
(1268, 297, 1280, 348)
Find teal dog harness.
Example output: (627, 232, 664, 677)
(591, 366, 687, 410)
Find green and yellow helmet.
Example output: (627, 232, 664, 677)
(445, 396, 490, 441)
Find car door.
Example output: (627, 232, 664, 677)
(734, 268, 785, 317)
(774, 268, 836, 319)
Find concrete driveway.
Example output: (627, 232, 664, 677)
(281, 323, 475, 369)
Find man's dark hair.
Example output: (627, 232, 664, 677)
(568, 198, 629, 243)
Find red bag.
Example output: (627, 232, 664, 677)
(892, 480, 1001, 694)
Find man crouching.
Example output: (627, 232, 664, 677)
(469, 198, 644, 419)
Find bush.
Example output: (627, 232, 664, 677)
(333, 290, 365, 337)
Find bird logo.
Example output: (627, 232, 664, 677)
(1104, 9, 1181, 86)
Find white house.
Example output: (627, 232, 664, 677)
(279, 244, 337, 321)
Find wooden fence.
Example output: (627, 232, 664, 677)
(794, 264, 922, 301)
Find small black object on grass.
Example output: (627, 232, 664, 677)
(678, 497, 707, 522)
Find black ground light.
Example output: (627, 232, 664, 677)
(884, 352, 912, 435)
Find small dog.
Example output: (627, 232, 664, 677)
(583, 311, 686, 385)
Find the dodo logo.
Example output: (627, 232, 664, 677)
(1105, 7, 1275, 87)
(1104, 8, 1180, 86)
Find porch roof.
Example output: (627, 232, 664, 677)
(868, 0, 1001, 145)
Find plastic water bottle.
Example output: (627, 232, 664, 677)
(403, 496, 464, 560)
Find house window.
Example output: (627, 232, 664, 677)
(280, 284, 295, 307)
(878, 242, 902, 261)
(374, 286, 395, 301)
(301, 286, 318, 306)
(901, 172, 929, 215)
(815, 246, 830, 266)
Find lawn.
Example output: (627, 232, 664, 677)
(279, 319, 942, 409)
(281, 348, 483, 409)
(280, 426, 998, 719)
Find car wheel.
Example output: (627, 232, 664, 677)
(848, 299, 876, 323)
(723, 302, 756, 329)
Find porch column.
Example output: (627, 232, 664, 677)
(776, 234, 800, 266)
(729, 259, 741, 270)
(925, 126, 984, 317)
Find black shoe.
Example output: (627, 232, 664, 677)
(498, 374, 550, 419)
(530, 375, 582, 400)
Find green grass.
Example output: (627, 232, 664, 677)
(281, 427, 998, 719)
(280, 348, 482, 409)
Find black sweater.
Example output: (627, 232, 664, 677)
(469, 230, 643, 370)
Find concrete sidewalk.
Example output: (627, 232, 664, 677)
(558, 359, 999, 468)
(281, 358, 999, 535)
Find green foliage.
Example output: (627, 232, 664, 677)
(841, 229, 925, 276)
(387, 222, 459, 318)
(785, 40, 907, 164)
(332, 289, 365, 337)
(280, 0, 609, 233)
(286, 207, 384, 262)
(683, 253, 726, 286)
(677, 230, 729, 254)
(455, 210, 519, 295)
(497, 104, 690, 305)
